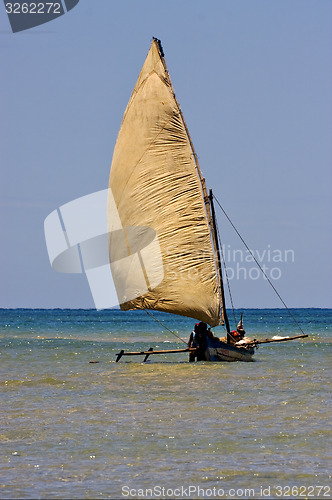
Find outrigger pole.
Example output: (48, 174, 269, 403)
(248, 334, 308, 347)
(116, 347, 197, 363)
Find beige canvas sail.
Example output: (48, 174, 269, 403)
(108, 39, 222, 326)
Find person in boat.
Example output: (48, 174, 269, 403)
(188, 321, 208, 361)
(229, 316, 246, 343)
(230, 327, 245, 343)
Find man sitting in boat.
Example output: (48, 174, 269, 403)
(230, 327, 245, 341)
(219, 315, 247, 345)
(229, 315, 246, 344)
(188, 322, 209, 361)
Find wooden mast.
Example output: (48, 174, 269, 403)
(209, 189, 231, 342)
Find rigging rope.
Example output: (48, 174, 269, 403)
(144, 310, 188, 344)
(213, 195, 306, 336)
(215, 214, 237, 326)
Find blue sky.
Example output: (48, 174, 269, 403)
(1, 1, 331, 308)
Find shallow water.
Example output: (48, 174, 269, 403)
(0, 309, 331, 499)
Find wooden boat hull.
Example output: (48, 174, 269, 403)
(203, 336, 255, 362)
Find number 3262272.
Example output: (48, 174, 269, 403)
(6, 3, 62, 14)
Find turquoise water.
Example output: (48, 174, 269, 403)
(0, 309, 331, 499)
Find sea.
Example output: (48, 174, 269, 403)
(0, 308, 331, 500)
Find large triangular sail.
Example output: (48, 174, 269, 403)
(108, 38, 224, 327)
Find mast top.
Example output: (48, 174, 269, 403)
(152, 37, 164, 57)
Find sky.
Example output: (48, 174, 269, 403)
(1, 0, 331, 309)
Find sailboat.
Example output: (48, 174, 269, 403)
(110, 38, 307, 362)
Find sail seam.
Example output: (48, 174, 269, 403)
(122, 69, 171, 123)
